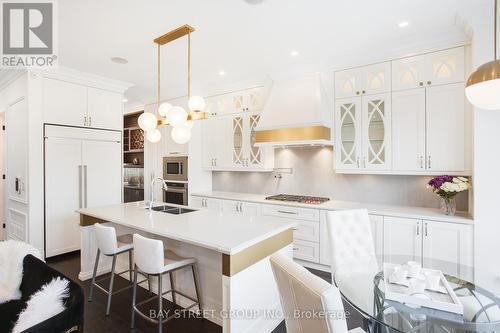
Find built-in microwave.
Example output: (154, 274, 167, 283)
(163, 156, 188, 182)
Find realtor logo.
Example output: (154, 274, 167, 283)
(1, 0, 57, 67)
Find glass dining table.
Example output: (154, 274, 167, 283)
(333, 256, 500, 333)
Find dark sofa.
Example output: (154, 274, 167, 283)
(0, 254, 84, 333)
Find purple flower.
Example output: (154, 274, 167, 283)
(428, 175, 454, 190)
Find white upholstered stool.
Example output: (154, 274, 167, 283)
(131, 234, 202, 333)
(270, 254, 365, 333)
(88, 223, 151, 315)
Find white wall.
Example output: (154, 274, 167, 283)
(213, 146, 468, 210)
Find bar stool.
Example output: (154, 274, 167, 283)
(89, 223, 151, 316)
(131, 234, 202, 333)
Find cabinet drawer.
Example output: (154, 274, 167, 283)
(293, 240, 320, 263)
(293, 220, 320, 242)
(261, 204, 319, 222)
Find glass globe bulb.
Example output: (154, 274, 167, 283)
(138, 112, 158, 131)
(158, 102, 172, 118)
(188, 95, 206, 112)
(146, 129, 161, 143)
(166, 106, 188, 127)
(185, 120, 194, 130)
(171, 125, 191, 144)
(466, 78, 500, 110)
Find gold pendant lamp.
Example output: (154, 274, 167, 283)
(465, 0, 500, 110)
(139, 24, 208, 143)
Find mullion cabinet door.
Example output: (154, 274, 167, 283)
(335, 98, 362, 169)
(362, 93, 391, 170)
(247, 113, 263, 167)
(335, 68, 361, 99)
(362, 62, 391, 95)
(231, 115, 245, 167)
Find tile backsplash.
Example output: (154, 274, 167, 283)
(212, 146, 468, 210)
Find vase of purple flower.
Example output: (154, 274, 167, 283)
(427, 176, 471, 216)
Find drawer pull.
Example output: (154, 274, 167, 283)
(277, 210, 298, 215)
(293, 228, 299, 231)
(293, 247, 299, 251)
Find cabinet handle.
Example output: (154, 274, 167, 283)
(363, 156, 367, 168)
(427, 81, 432, 85)
(419, 156, 424, 169)
(293, 247, 299, 251)
(427, 156, 431, 169)
(84, 116, 87, 126)
(425, 223, 428, 237)
(277, 210, 298, 215)
(357, 157, 360, 168)
(83, 165, 88, 208)
(214, 158, 217, 166)
(362, 90, 366, 94)
(419, 82, 424, 86)
(416, 222, 420, 236)
(78, 165, 83, 209)
(356, 91, 360, 95)
(89, 116, 92, 127)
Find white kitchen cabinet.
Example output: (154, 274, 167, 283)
(422, 220, 474, 279)
(392, 47, 464, 91)
(87, 87, 123, 130)
(426, 83, 465, 172)
(192, 196, 222, 211)
(334, 93, 391, 171)
(231, 87, 265, 113)
(293, 240, 320, 263)
(43, 78, 88, 127)
(392, 89, 426, 171)
(369, 215, 384, 259)
(383, 216, 422, 265)
(222, 200, 260, 216)
(44, 126, 122, 258)
(334, 62, 391, 99)
(202, 116, 231, 169)
(43, 78, 123, 130)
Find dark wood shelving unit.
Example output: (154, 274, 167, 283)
(123, 112, 144, 202)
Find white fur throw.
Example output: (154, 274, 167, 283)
(12, 277, 69, 333)
(0, 240, 42, 303)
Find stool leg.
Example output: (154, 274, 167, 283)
(158, 274, 163, 333)
(106, 254, 117, 316)
(131, 264, 138, 329)
(148, 274, 153, 295)
(192, 265, 202, 312)
(128, 250, 133, 282)
(88, 248, 100, 302)
(169, 272, 176, 306)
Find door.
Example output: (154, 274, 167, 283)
(423, 221, 474, 279)
(426, 47, 465, 86)
(202, 118, 217, 168)
(245, 113, 265, 168)
(87, 87, 123, 130)
(190, 196, 204, 209)
(392, 54, 427, 91)
(383, 216, 422, 265)
(362, 93, 391, 170)
(335, 98, 362, 169)
(6, 98, 28, 203)
(335, 68, 361, 99)
(231, 115, 245, 167)
(43, 78, 87, 127)
(45, 137, 83, 257)
(369, 215, 384, 260)
(392, 89, 426, 171)
(361, 62, 391, 95)
(82, 140, 122, 209)
(426, 83, 465, 171)
(205, 198, 222, 211)
(243, 87, 265, 112)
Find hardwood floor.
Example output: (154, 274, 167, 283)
(47, 252, 362, 333)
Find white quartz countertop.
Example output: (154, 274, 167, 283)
(191, 191, 474, 225)
(78, 201, 297, 255)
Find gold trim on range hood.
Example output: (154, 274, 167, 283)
(255, 126, 331, 144)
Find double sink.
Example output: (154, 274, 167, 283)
(149, 204, 196, 215)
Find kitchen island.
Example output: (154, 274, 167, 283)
(78, 201, 296, 333)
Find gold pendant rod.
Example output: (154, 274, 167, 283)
(188, 31, 191, 98)
(157, 43, 160, 107)
(495, 0, 498, 59)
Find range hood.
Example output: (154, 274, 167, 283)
(255, 73, 332, 147)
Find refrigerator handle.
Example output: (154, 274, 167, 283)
(83, 165, 88, 208)
(78, 165, 83, 209)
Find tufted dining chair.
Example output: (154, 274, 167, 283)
(325, 209, 377, 273)
(270, 253, 364, 333)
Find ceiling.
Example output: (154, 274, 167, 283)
(2, 0, 492, 108)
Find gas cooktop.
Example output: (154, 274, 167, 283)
(265, 194, 330, 205)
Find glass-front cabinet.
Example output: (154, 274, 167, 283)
(230, 113, 265, 168)
(335, 94, 391, 171)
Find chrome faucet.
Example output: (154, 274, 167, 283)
(148, 177, 168, 211)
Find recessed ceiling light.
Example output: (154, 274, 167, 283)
(398, 21, 409, 28)
(290, 51, 299, 56)
(110, 57, 128, 64)
(122, 98, 128, 103)
(218, 71, 226, 76)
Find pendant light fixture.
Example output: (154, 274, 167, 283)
(140, 25, 208, 143)
(465, 0, 500, 110)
